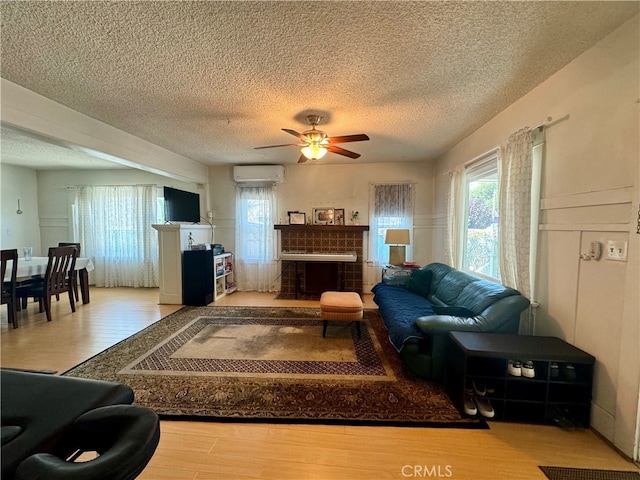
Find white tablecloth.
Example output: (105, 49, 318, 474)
(4, 257, 95, 281)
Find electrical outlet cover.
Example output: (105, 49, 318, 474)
(606, 240, 628, 261)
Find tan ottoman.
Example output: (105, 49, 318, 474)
(320, 291, 364, 338)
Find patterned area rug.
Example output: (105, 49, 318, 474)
(63, 306, 484, 427)
(540, 467, 640, 480)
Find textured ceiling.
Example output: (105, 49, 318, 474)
(0, 1, 637, 168)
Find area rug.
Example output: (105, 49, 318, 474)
(63, 306, 484, 428)
(540, 466, 640, 480)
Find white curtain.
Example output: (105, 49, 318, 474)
(445, 165, 464, 268)
(234, 184, 278, 292)
(77, 185, 159, 287)
(497, 128, 532, 299)
(369, 183, 414, 268)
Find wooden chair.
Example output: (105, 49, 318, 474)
(58, 242, 81, 301)
(1, 249, 19, 328)
(16, 246, 77, 322)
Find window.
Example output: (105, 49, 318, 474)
(234, 185, 277, 291)
(461, 156, 500, 280)
(76, 185, 159, 287)
(369, 183, 413, 265)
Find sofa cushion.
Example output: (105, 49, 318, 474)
(454, 280, 519, 313)
(371, 283, 434, 351)
(405, 269, 432, 298)
(432, 305, 475, 317)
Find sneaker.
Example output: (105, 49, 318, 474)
(474, 397, 495, 418)
(522, 361, 535, 378)
(464, 381, 474, 396)
(472, 379, 486, 396)
(550, 362, 560, 379)
(562, 364, 577, 381)
(508, 360, 522, 376)
(464, 396, 477, 416)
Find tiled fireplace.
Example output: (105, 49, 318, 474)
(275, 225, 369, 295)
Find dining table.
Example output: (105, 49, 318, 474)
(4, 256, 95, 304)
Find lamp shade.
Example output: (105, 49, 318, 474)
(301, 145, 328, 160)
(385, 229, 410, 245)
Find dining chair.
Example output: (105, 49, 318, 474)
(58, 242, 81, 301)
(16, 246, 77, 322)
(1, 249, 19, 328)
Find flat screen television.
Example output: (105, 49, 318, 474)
(164, 186, 200, 223)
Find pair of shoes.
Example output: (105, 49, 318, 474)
(550, 362, 560, 379)
(471, 379, 495, 396)
(463, 396, 495, 418)
(474, 397, 495, 418)
(508, 359, 535, 378)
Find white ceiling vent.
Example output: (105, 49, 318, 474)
(233, 165, 285, 183)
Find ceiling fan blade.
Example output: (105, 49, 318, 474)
(297, 154, 308, 164)
(282, 129, 309, 142)
(327, 145, 361, 159)
(254, 143, 299, 149)
(327, 134, 369, 144)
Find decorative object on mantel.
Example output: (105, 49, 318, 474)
(288, 211, 306, 225)
(351, 210, 360, 225)
(313, 207, 334, 225)
(385, 229, 411, 265)
(334, 208, 345, 225)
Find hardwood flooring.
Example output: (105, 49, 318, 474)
(1, 288, 637, 480)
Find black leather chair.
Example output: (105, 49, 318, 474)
(1, 249, 19, 328)
(1, 369, 160, 480)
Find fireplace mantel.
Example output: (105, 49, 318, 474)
(274, 224, 369, 232)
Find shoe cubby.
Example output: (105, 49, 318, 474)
(445, 332, 595, 426)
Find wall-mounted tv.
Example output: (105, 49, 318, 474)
(164, 186, 200, 223)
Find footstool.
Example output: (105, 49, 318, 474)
(320, 291, 364, 338)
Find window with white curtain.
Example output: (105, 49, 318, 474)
(369, 183, 413, 265)
(461, 155, 500, 281)
(76, 185, 159, 287)
(234, 184, 278, 292)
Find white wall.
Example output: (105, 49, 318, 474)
(0, 164, 42, 256)
(209, 160, 436, 290)
(432, 17, 639, 457)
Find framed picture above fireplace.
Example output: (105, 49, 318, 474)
(313, 207, 334, 225)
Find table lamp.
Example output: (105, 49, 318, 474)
(385, 229, 410, 266)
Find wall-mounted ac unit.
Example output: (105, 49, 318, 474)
(233, 165, 285, 183)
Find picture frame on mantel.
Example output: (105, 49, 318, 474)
(313, 207, 334, 225)
(334, 208, 345, 225)
(288, 211, 306, 225)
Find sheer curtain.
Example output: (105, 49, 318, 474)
(369, 183, 413, 268)
(77, 185, 159, 287)
(498, 128, 532, 299)
(235, 184, 278, 292)
(445, 165, 464, 268)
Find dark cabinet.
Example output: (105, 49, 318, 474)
(445, 331, 595, 426)
(182, 249, 213, 306)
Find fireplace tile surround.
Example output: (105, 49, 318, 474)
(275, 225, 368, 294)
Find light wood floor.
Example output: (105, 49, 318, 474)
(2, 288, 637, 480)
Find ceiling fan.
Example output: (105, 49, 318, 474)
(255, 115, 369, 163)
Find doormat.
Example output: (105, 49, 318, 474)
(540, 466, 640, 480)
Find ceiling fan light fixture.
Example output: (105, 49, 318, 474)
(301, 144, 328, 160)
